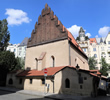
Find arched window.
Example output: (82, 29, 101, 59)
(51, 56, 55, 67)
(35, 58, 38, 70)
(65, 78, 70, 88)
(8, 78, 13, 85)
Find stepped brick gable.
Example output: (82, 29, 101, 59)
(28, 4, 68, 47)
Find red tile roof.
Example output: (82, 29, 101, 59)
(17, 65, 101, 78)
(17, 66, 66, 77)
(67, 30, 83, 52)
(61, 25, 86, 56)
(90, 38, 97, 44)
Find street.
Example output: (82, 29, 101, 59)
(0, 90, 54, 100)
(0, 90, 110, 100)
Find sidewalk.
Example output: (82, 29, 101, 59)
(0, 86, 88, 100)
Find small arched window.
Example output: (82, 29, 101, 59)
(65, 78, 70, 88)
(35, 58, 38, 70)
(51, 56, 55, 67)
(8, 78, 13, 85)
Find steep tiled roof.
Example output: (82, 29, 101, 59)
(27, 4, 86, 57)
(67, 30, 84, 53)
(90, 38, 97, 44)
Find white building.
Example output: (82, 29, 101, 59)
(77, 27, 110, 70)
(6, 43, 20, 57)
(17, 37, 28, 59)
(7, 37, 28, 59)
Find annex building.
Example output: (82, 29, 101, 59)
(6, 4, 104, 96)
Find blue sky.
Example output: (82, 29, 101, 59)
(0, 0, 110, 44)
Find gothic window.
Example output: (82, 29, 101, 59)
(65, 78, 70, 88)
(51, 56, 55, 67)
(35, 58, 38, 70)
(8, 78, 13, 85)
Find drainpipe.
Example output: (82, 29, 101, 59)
(53, 80, 54, 93)
(51, 76, 54, 93)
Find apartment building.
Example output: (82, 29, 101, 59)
(7, 37, 28, 59)
(77, 27, 110, 70)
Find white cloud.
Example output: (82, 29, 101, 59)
(5, 9, 31, 25)
(98, 26, 110, 37)
(67, 25, 91, 38)
(86, 33, 91, 37)
(95, 35, 99, 38)
(67, 25, 80, 38)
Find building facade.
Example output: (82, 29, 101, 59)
(6, 4, 106, 96)
(17, 37, 28, 59)
(6, 43, 20, 57)
(6, 37, 28, 59)
(77, 27, 110, 70)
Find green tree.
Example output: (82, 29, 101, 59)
(0, 51, 17, 71)
(15, 57, 25, 70)
(0, 19, 10, 51)
(99, 58, 109, 76)
(85, 36, 89, 40)
(76, 36, 80, 41)
(88, 57, 97, 70)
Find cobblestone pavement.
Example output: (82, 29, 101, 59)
(0, 90, 54, 100)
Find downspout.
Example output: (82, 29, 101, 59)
(51, 76, 54, 93)
(53, 80, 54, 93)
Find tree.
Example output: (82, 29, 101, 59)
(88, 57, 97, 70)
(0, 51, 17, 86)
(85, 36, 89, 40)
(15, 57, 25, 70)
(76, 36, 80, 41)
(76, 36, 89, 41)
(0, 19, 10, 51)
(99, 58, 109, 76)
(0, 51, 17, 71)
